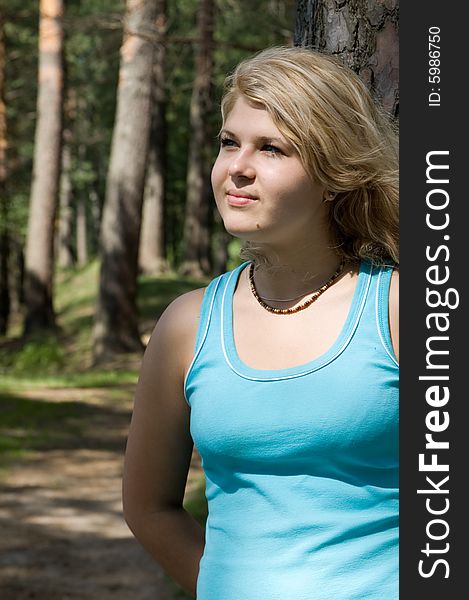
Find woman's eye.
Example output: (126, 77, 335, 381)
(262, 144, 282, 155)
(220, 137, 237, 148)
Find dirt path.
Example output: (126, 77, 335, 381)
(0, 386, 203, 600)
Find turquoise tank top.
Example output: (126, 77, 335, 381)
(184, 259, 399, 600)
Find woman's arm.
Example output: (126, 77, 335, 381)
(389, 268, 399, 363)
(122, 288, 206, 598)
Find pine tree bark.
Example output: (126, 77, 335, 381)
(139, 1, 168, 275)
(76, 192, 88, 266)
(24, 0, 64, 335)
(89, 186, 101, 255)
(75, 143, 88, 266)
(57, 132, 75, 268)
(0, 227, 10, 336)
(180, 0, 214, 277)
(294, 0, 399, 118)
(0, 13, 10, 335)
(10, 238, 25, 314)
(57, 89, 78, 269)
(93, 0, 158, 362)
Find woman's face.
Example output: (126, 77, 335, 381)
(211, 95, 330, 247)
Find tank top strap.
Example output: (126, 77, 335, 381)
(194, 275, 223, 351)
(358, 259, 398, 367)
(183, 275, 222, 405)
(184, 262, 249, 404)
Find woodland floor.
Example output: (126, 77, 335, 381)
(0, 384, 204, 600)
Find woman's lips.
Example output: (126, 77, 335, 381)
(226, 193, 258, 207)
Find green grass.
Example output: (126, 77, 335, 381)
(0, 370, 138, 392)
(183, 475, 209, 526)
(0, 392, 93, 467)
(0, 336, 66, 375)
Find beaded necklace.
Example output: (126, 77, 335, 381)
(247, 259, 345, 315)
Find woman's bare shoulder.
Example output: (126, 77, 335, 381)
(143, 287, 207, 374)
(162, 287, 207, 320)
(152, 287, 207, 341)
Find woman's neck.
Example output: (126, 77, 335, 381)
(246, 241, 344, 301)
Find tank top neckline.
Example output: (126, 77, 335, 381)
(220, 258, 373, 381)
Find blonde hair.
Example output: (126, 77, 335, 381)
(221, 46, 399, 267)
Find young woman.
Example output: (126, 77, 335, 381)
(122, 46, 399, 600)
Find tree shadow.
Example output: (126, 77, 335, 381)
(0, 513, 178, 600)
(0, 391, 132, 457)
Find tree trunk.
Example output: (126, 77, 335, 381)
(0, 14, 5, 186)
(24, 0, 64, 335)
(92, 0, 158, 362)
(139, 1, 168, 275)
(294, 0, 399, 118)
(76, 192, 88, 266)
(180, 0, 214, 277)
(9, 238, 25, 314)
(89, 186, 102, 256)
(0, 227, 9, 336)
(75, 143, 89, 266)
(0, 13, 9, 335)
(57, 132, 75, 268)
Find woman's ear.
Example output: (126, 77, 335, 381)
(322, 190, 337, 203)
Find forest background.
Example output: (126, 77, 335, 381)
(0, 1, 398, 598)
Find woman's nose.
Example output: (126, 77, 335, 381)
(228, 149, 255, 179)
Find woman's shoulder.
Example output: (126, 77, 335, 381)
(142, 287, 207, 381)
(156, 286, 207, 339)
(153, 268, 237, 375)
(152, 264, 242, 347)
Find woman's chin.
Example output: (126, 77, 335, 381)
(223, 225, 264, 241)
(219, 212, 261, 234)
